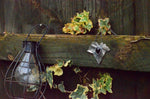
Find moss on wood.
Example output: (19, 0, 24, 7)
(0, 34, 150, 72)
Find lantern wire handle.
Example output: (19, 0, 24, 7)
(25, 24, 48, 98)
(25, 24, 48, 47)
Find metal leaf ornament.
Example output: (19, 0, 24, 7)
(87, 42, 110, 64)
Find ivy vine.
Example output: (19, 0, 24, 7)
(27, 60, 113, 99)
(62, 10, 93, 35)
(62, 10, 113, 36)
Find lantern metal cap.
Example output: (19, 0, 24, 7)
(23, 41, 38, 53)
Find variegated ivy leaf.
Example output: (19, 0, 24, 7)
(58, 81, 66, 93)
(27, 85, 38, 92)
(85, 20, 93, 31)
(98, 18, 111, 35)
(99, 18, 109, 27)
(26, 72, 46, 92)
(40, 72, 46, 83)
(76, 10, 89, 18)
(46, 67, 53, 89)
(63, 23, 74, 35)
(89, 79, 101, 98)
(73, 67, 81, 74)
(47, 65, 63, 76)
(90, 73, 113, 98)
(54, 67, 63, 76)
(7, 54, 14, 61)
(80, 17, 88, 23)
(47, 60, 71, 77)
(69, 84, 89, 99)
(91, 95, 99, 99)
(47, 65, 56, 71)
(53, 84, 58, 89)
(62, 10, 93, 35)
(64, 60, 71, 67)
(73, 25, 80, 32)
(57, 60, 64, 67)
(100, 73, 113, 93)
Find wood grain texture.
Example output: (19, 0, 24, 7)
(0, 0, 5, 33)
(0, 34, 150, 72)
(108, 0, 135, 35)
(135, 0, 150, 35)
(1, 60, 150, 99)
(0, 0, 149, 35)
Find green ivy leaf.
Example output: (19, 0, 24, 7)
(63, 10, 93, 35)
(47, 60, 71, 77)
(53, 84, 58, 89)
(106, 86, 113, 93)
(46, 67, 53, 89)
(58, 81, 66, 93)
(98, 18, 111, 35)
(27, 85, 38, 92)
(83, 10, 89, 17)
(73, 17, 80, 22)
(73, 25, 80, 31)
(69, 84, 89, 99)
(101, 28, 107, 35)
(100, 87, 106, 95)
(76, 13, 83, 18)
(99, 19, 105, 26)
(57, 60, 64, 67)
(80, 17, 88, 23)
(73, 67, 82, 74)
(40, 72, 46, 83)
(105, 18, 109, 24)
(105, 74, 113, 93)
(54, 67, 63, 76)
(85, 20, 93, 31)
(89, 79, 101, 98)
(64, 60, 71, 67)
(47, 65, 63, 76)
(90, 73, 113, 98)
(91, 95, 99, 99)
(47, 65, 56, 71)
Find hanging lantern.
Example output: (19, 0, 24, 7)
(4, 24, 48, 99)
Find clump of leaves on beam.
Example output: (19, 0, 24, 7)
(63, 10, 93, 35)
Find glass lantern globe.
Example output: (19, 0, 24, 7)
(4, 24, 48, 99)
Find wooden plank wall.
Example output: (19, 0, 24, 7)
(135, 0, 150, 35)
(0, 0, 149, 35)
(1, 60, 150, 99)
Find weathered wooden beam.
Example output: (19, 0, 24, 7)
(0, 34, 150, 72)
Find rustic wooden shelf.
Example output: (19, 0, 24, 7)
(0, 34, 150, 72)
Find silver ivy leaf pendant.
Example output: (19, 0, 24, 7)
(87, 42, 110, 64)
